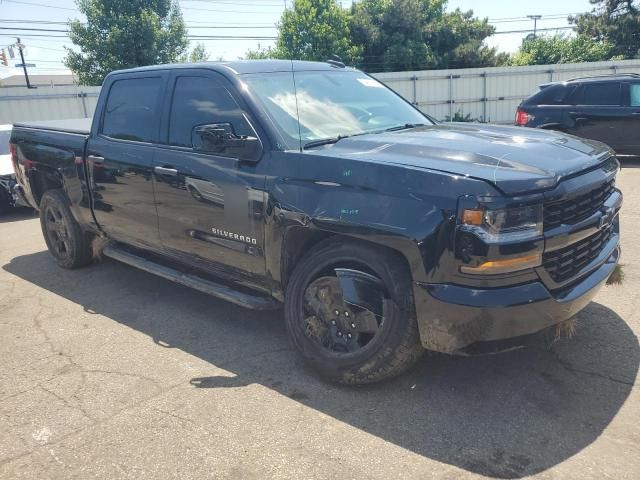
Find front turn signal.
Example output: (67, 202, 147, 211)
(460, 253, 541, 275)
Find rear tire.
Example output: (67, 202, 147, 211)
(39, 189, 93, 269)
(284, 238, 424, 384)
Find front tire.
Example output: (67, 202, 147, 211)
(284, 239, 424, 384)
(39, 189, 93, 269)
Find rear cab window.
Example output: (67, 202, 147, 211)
(101, 77, 163, 142)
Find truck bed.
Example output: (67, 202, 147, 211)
(13, 118, 91, 135)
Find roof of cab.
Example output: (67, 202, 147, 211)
(108, 59, 355, 77)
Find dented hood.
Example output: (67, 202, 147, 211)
(310, 123, 614, 195)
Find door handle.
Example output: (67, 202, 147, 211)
(154, 166, 178, 177)
(87, 155, 104, 164)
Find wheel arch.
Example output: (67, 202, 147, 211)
(279, 226, 417, 294)
(29, 166, 64, 208)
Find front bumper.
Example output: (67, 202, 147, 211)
(413, 238, 620, 353)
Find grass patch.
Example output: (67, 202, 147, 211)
(606, 263, 625, 286)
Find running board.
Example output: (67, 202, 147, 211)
(102, 245, 280, 310)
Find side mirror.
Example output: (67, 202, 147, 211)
(192, 123, 261, 162)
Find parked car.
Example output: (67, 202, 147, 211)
(10, 60, 621, 384)
(0, 124, 29, 213)
(516, 73, 640, 156)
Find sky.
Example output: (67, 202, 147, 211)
(0, 0, 594, 79)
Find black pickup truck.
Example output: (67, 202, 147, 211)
(10, 60, 622, 384)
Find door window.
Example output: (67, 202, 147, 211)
(580, 82, 621, 106)
(168, 76, 254, 151)
(630, 84, 640, 107)
(102, 77, 162, 142)
(529, 84, 575, 105)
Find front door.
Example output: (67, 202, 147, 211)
(619, 82, 640, 155)
(569, 81, 626, 151)
(152, 72, 268, 290)
(86, 73, 167, 249)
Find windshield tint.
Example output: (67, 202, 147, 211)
(242, 70, 431, 149)
(0, 131, 10, 155)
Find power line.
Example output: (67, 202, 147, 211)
(493, 26, 575, 35)
(180, 6, 282, 14)
(1, 19, 278, 28)
(2, 0, 283, 14)
(489, 15, 573, 24)
(181, 0, 283, 7)
(0, 27, 69, 33)
(1, 0, 77, 10)
(0, 34, 69, 38)
(488, 13, 580, 21)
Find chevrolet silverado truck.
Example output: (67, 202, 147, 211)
(10, 60, 622, 384)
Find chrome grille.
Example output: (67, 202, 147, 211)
(542, 224, 614, 284)
(544, 180, 615, 231)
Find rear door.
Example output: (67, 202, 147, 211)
(569, 81, 626, 151)
(152, 70, 269, 290)
(86, 73, 167, 249)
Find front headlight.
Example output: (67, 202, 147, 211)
(458, 202, 543, 275)
(461, 203, 543, 242)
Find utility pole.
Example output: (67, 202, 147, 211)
(527, 15, 542, 39)
(15, 38, 34, 89)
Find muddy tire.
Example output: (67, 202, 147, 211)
(284, 238, 424, 384)
(39, 189, 93, 269)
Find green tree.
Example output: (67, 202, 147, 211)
(245, 0, 361, 64)
(351, 0, 502, 72)
(510, 34, 616, 66)
(65, 0, 188, 85)
(245, 45, 278, 60)
(570, 0, 640, 59)
(182, 43, 210, 63)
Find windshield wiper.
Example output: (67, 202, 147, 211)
(302, 124, 426, 149)
(382, 123, 426, 132)
(303, 135, 351, 150)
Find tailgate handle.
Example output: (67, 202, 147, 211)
(87, 155, 104, 164)
(154, 166, 178, 177)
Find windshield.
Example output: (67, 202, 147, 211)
(0, 131, 10, 155)
(242, 70, 431, 150)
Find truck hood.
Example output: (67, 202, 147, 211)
(309, 123, 614, 195)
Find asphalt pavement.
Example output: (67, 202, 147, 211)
(1, 165, 639, 479)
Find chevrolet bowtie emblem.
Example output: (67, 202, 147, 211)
(599, 206, 615, 230)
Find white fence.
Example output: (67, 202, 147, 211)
(2, 59, 640, 125)
(375, 59, 640, 123)
(0, 85, 101, 124)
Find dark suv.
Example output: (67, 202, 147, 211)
(516, 73, 640, 156)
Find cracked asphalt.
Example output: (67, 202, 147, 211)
(1, 166, 640, 480)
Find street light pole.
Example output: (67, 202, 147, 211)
(527, 15, 542, 39)
(16, 38, 34, 89)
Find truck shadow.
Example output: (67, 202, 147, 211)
(4, 251, 639, 479)
(0, 207, 37, 224)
